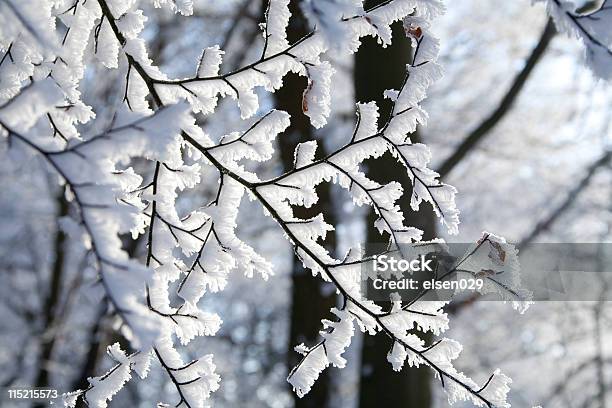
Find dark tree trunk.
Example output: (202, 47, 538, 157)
(71, 304, 107, 392)
(33, 194, 69, 403)
(271, 1, 337, 407)
(356, 1, 436, 406)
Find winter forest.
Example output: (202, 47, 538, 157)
(0, 0, 611, 407)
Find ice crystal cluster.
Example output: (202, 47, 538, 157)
(1, 0, 608, 407)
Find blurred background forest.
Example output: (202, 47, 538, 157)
(1, 0, 611, 407)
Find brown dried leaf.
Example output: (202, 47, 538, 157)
(406, 25, 423, 40)
(302, 80, 313, 113)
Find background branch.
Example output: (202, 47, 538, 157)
(437, 18, 556, 179)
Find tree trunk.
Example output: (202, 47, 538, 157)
(356, 1, 436, 406)
(272, 1, 337, 407)
(33, 193, 69, 404)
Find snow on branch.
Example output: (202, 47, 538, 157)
(62, 344, 151, 408)
(0, 81, 196, 351)
(285, 231, 531, 406)
(0, 0, 538, 407)
(539, 0, 612, 79)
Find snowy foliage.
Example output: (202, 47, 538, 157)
(537, 0, 612, 79)
(1, 0, 601, 406)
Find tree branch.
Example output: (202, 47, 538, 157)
(437, 18, 556, 179)
(519, 150, 612, 249)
